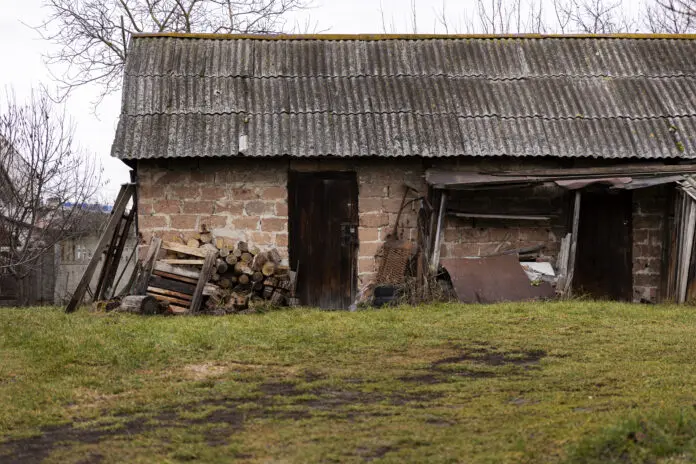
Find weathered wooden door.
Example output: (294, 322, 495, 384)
(574, 190, 633, 300)
(288, 171, 358, 309)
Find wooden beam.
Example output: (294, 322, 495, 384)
(149, 275, 196, 295)
(147, 292, 192, 306)
(429, 191, 448, 273)
(564, 191, 582, 296)
(481, 163, 696, 178)
(160, 259, 205, 265)
(65, 184, 135, 313)
(162, 241, 208, 258)
(679, 198, 696, 303)
(190, 252, 217, 313)
(153, 262, 201, 280)
(152, 270, 199, 285)
(134, 237, 162, 295)
(448, 212, 551, 221)
(147, 286, 193, 301)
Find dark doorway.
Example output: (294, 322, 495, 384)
(288, 171, 358, 309)
(574, 190, 633, 300)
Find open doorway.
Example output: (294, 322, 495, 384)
(574, 190, 633, 300)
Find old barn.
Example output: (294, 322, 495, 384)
(111, 33, 696, 309)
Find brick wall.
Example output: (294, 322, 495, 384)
(137, 157, 426, 285)
(440, 184, 568, 261)
(287, 158, 426, 285)
(137, 158, 289, 256)
(136, 156, 670, 300)
(632, 186, 668, 303)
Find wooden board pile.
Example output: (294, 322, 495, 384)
(141, 229, 297, 314)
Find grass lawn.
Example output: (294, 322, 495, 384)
(1, 302, 696, 463)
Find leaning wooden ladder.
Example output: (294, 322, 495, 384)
(65, 184, 136, 313)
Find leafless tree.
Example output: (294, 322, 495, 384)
(0, 88, 102, 303)
(647, 0, 696, 32)
(35, 0, 312, 104)
(551, 0, 635, 33)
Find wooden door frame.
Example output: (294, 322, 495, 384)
(287, 170, 359, 308)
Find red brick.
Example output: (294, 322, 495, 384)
(138, 199, 154, 215)
(245, 200, 273, 216)
(170, 215, 198, 230)
(444, 228, 460, 241)
(200, 186, 227, 200)
(138, 185, 160, 200)
(261, 218, 287, 232)
(358, 257, 375, 274)
(154, 199, 181, 214)
(231, 188, 259, 201)
(214, 201, 244, 216)
(139, 215, 167, 229)
(262, 186, 286, 200)
(359, 227, 379, 242)
(451, 243, 480, 257)
(182, 200, 215, 214)
(275, 202, 288, 217)
(634, 274, 659, 287)
(249, 231, 274, 245)
(633, 229, 649, 245)
(199, 215, 228, 229)
(439, 244, 449, 258)
(359, 183, 388, 197)
(461, 228, 489, 243)
(360, 213, 389, 228)
(231, 216, 260, 230)
(359, 198, 383, 213)
(275, 233, 288, 247)
(490, 227, 519, 242)
(359, 242, 382, 257)
(170, 185, 200, 200)
(382, 197, 407, 214)
(634, 244, 662, 259)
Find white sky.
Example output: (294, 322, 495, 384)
(0, 0, 646, 202)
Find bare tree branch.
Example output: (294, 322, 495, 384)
(0, 87, 102, 303)
(35, 0, 313, 106)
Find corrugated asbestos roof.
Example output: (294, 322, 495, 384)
(112, 34, 696, 160)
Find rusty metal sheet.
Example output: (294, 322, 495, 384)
(441, 254, 556, 304)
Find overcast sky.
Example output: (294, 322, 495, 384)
(0, 0, 645, 201)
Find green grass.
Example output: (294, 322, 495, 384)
(1, 302, 696, 463)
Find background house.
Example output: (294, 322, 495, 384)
(112, 33, 696, 308)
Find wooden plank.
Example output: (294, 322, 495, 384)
(152, 270, 199, 285)
(190, 252, 217, 313)
(99, 206, 137, 300)
(169, 305, 189, 315)
(679, 198, 696, 303)
(162, 241, 208, 258)
(154, 262, 201, 279)
(448, 212, 551, 221)
(149, 275, 196, 295)
(147, 292, 192, 307)
(160, 259, 205, 265)
(134, 237, 162, 295)
(65, 184, 135, 313)
(429, 190, 448, 273)
(480, 163, 696, 178)
(147, 286, 193, 301)
(564, 191, 582, 296)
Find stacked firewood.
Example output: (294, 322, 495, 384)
(156, 229, 297, 314)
